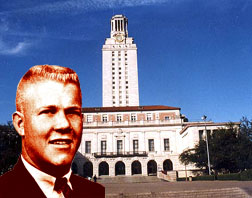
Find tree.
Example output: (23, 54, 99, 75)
(179, 119, 252, 174)
(240, 117, 252, 141)
(0, 122, 21, 175)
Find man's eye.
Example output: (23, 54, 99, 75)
(40, 109, 56, 115)
(66, 109, 81, 116)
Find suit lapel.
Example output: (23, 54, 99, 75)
(12, 158, 47, 198)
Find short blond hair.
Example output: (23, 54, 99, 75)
(16, 65, 82, 112)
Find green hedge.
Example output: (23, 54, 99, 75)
(240, 169, 252, 181)
(217, 173, 240, 181)
(177, 169, 252, 182)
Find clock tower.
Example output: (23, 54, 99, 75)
(102, 15, 139, 107)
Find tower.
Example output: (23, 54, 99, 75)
(102, 15, 139, 107)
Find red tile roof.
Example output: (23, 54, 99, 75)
(82, 105, 180, 113)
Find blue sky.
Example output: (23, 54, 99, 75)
(0, 0, 251, 124)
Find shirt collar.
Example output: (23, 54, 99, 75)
(21, 155, 72, 195)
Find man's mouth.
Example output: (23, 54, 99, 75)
(49, 139, 72, 145)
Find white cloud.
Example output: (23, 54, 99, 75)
(0, 39, 31, 55)
(0, 0, 174, 15)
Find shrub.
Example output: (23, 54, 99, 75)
(217, 173, 240, 181)
(240, 169, 252, 181)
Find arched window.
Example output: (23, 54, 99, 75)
(147, 160, 157, 176)
(131, 161, 142, 175)
(115, 161, 125, 176)
(163, 159, 173, 172)
(99, 161, 109, 176)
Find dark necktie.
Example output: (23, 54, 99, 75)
(54, 177, 73, 198)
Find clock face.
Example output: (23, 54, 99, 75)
(115, 34, 124, 42)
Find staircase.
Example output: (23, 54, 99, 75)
(99, 175, 161, 184)
(157, 170, 177, 182)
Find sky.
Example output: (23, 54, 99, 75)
(0, 0, 251, 124)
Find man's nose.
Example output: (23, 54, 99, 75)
(54, 110, 71, 131)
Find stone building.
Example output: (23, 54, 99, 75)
(73, 105, 231, 178)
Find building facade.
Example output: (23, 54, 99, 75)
(102, 15, 139, 107)
(73, 105, 231, 178)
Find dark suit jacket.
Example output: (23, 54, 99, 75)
(0, 159, 105, 198)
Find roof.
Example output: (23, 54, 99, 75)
(82, 105, 181, 113)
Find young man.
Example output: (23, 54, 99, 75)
(0, 65, 105, 198)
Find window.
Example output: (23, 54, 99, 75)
(112, 63, 115, 65)
(87, 115, 93, 123)
(147, 113, 152, 121)
(101, 141, 107, 154)
(131, 114, 136, 122)
(126, 86, 128, 89)
(117, 114, 122, 122)
(126, 81, 128, 84)
(164, 139, 170, 151)
(112, 86, 115, 89)
(119, 67, 121, 70)
(148, 139, 154, 152)
(112, 67, 115, 70)
(112, 72, 115, 75)
(85, 141, 91, 153)
(117, 140, 123, 154)
(133, 140, 139, 153)
(102, 114, 108, 122)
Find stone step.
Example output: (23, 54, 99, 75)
(99, 175, 161, 184)
(106, 187, 251, 198)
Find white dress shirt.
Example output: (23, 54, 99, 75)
(21, 156, 72, 198)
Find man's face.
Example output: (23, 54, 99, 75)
(21, 80, 82, 171)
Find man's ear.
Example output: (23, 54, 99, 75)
(12, 111, 25, 136)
